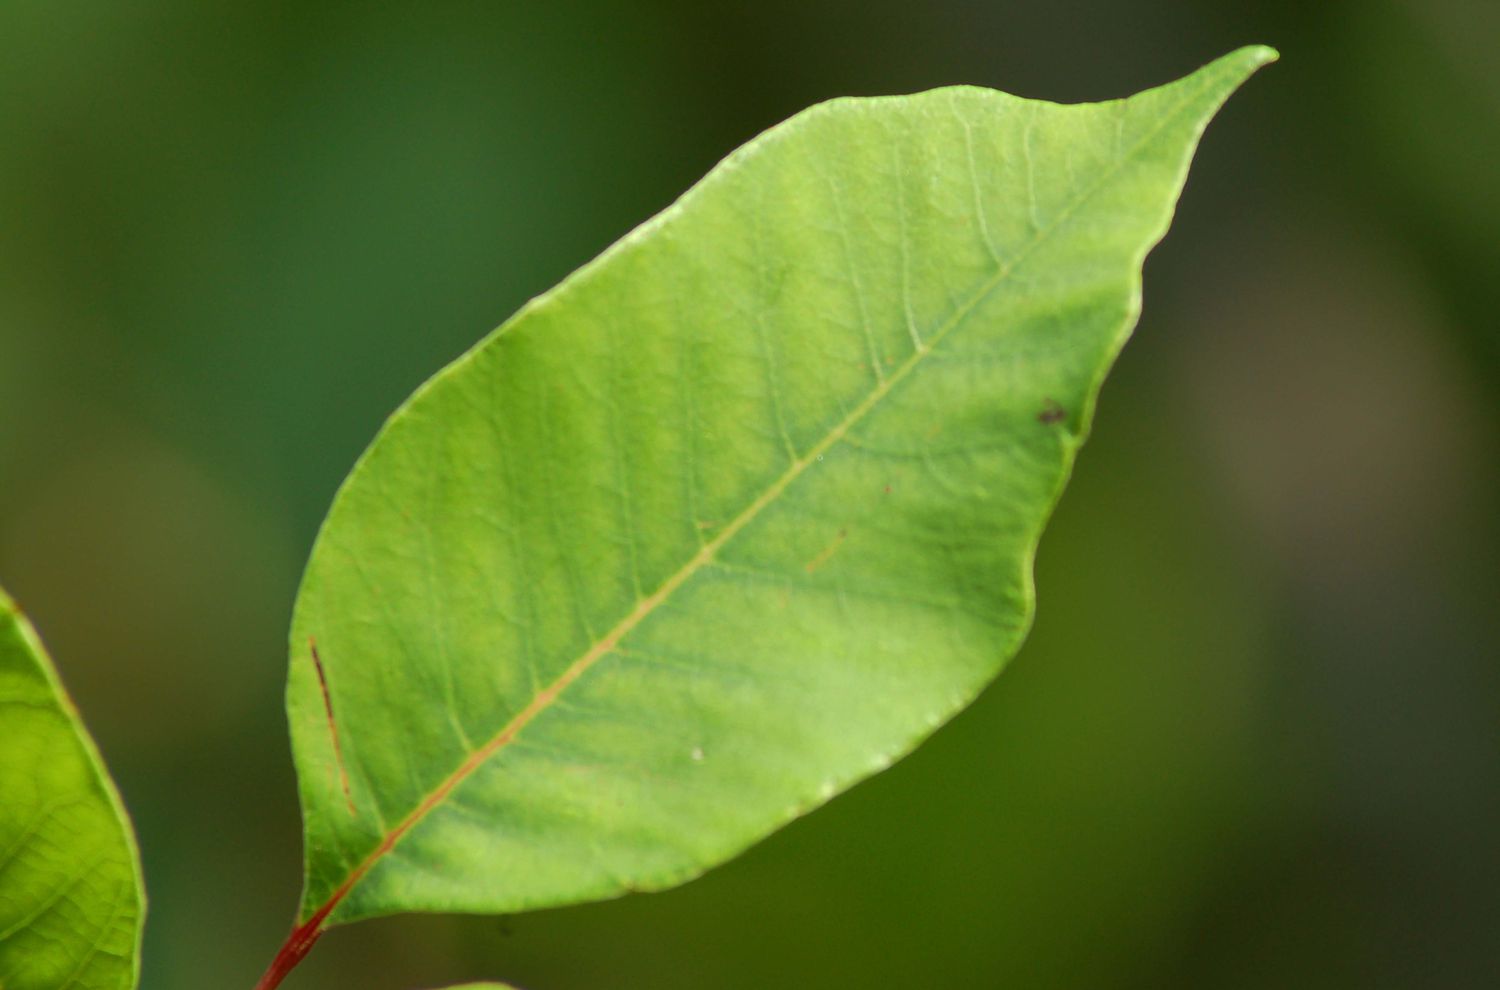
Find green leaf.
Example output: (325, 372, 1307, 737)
(0, 588, 145, 989)
(287, 46, 1275, 928)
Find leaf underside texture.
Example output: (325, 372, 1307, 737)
(287, 46, 1275, 927)
(0, 589, 144, 990)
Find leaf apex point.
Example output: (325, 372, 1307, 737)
(1231, 43, 1280, 72)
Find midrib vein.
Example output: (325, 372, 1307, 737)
(312, 72, 1217, 923)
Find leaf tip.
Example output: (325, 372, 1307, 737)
(1241, 43, 1280, 67)
(1217, 43, 1280, 83)
(1164, 44, 1277, 129)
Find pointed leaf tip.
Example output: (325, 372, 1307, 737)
(1200, 44, 1279, 95)
(1231, 43, 1279, 67)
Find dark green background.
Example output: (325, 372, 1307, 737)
(2, 2, 1496, 987)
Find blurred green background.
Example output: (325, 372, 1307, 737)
(3, 1, 1497, 987)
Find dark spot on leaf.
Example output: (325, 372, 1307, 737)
(1038, 400, 1067, 425)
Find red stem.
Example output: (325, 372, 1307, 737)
(251, 902, 335, 990)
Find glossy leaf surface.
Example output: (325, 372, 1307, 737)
(0, 589, 144, 989)
(287, 47, 1275, 926)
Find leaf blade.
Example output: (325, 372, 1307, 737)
(289, 46, 1275, 926)
(0, 589, 145, 990)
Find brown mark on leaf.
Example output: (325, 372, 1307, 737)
(310, 637, 356, 817)
(1038, 399, 1067, 425)
(805, 528, 848, 574)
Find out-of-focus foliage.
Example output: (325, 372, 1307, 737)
(1, 2, 1495, 988)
